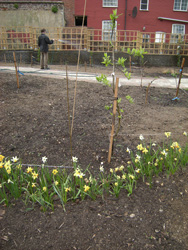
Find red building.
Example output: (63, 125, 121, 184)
(75, 0, 188, 37)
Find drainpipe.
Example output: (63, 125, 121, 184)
(125, 0, 127, 30)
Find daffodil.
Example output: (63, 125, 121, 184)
(0, 155, 5, 162)
(139, 134, 144, 141)
(116, 175, 121, 180)
(74, 168, 85, 178)
(52, 169, 58, 175)
(32, 183, 36, 188)
(135, 169, 140, 173)
(72, 156, 78, 163)
(42, 156, 47, 164)
(65, 187, 71, 192)
(119, 165, 124, 171)
(115, 167, 119, 172)
(122, 174, 126, 179)
(54, 181, 59, 186)
(142, 148, 148, 154)
(171, 142, 180, 149)
(183, 131, 187, 136)
(126, 147, 131, 154)
(127, 161, 131, 165)
(32, 171, 38, 180)
(165, 132, 171, 138)
(110, 168, 114, 173)
(0, 162, 4, 168)
(26, 166, 33, 173)
(100, 165, 104, 172)
(8, 179, 13, 184)
(84, 185, 90, 192)
(129, 174, 135, 180)
(11, 156, 19, 163)
(43, 186, 47, 192)
(161, 150, 168, 157)
(137, 144, 144, 151)
(114, 182, 118, 186)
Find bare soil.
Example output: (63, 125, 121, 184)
(0, 68, 188, 250)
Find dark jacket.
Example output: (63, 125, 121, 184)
(38, 33, 53, 52)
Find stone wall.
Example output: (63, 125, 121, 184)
(0, 1, 65, 28)
(0, 50, 187, 68)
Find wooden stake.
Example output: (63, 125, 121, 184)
(176, 58, 185, 98)
(108, 77, 119, 163)
(84, 61, 87, 72)
(13, 52, 19, 88)
(31, 53, 33, 67)
(4, 53, 6, 64)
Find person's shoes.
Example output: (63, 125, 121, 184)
(45, 67, 50, 70)
(41, 67, 44, 69)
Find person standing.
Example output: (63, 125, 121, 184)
(38, 28, 54, 69)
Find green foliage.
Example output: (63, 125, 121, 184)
(14, 3, 19, 9)
(101, 53, 112, 67)
(51, 5, 58, 13)
(96, 74, 111, 86)
(126, 95, 134, 104)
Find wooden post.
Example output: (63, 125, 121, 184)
(13, 52, 19, 88)
(84, 61, 87, 72)
(108, 77, 119, 163)
(176, 58, 185, 98)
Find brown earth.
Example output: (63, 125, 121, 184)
(0, 67, 188, 250)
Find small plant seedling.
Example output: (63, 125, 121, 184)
(51, 5, 58, 13)
(14, 3, 19, 9)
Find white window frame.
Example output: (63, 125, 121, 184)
(102, 20, 117, 41)
(155, 32, 166, 43)
(140, 0, 149, 10)
(103, 0, 118, 7)
(171, 24, 185, 43)
(173, 0, 188, 11)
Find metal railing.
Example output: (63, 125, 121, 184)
(0, 26, 188, 55)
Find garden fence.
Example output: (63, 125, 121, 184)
(0, 26, 188, 55)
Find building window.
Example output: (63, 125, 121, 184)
(75, 16, 87, 26)
(140, 0, 149, 10)
(155, 32, 166, 43)
(142, 34, 150, 43)
(103, 0, 118, 7)
(102, 20, 117, 41)
(171, 24, 185, 43)
(174, 0, 188, 11)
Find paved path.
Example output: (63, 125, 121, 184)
(0, 66, 188, 89)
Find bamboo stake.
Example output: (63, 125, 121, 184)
(176, 58, 185, 98)
(13, 52, 19, 88)
(108, 77, 119, 163)
(4, 53, 6, 64)
(66, 64, 73, 165)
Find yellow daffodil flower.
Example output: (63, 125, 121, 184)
(32, 171, 38, 180)
(43, 187, 47, 192)
(0, 155, 5, 162)
(52, 169, 58, 175)
(165, 132, 171, 138)
(142, 148, 148, 154)
(129, 174, 135, 179)
(32, 183, 36, 188)
(137, 144, 144, 151)
(84, 185, 90, 192)
(114, 182, 118, 186)
(122, 174, 126, 179)
(26, 167, 33, 173)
